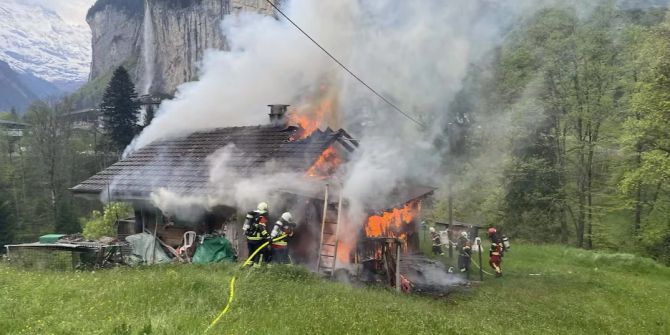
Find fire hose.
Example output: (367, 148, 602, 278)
(471, 258, 495, 276)
(205, 234, 287, 333)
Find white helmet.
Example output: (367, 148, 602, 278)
(429, 227, 436, 233)
(460, 231, 469, 239)
(257, 202, 268, 213)
(281, 212, 293, 223)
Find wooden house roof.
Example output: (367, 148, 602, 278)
(71, 125, 357, 199)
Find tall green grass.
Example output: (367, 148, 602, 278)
(0, 243, 668, 334)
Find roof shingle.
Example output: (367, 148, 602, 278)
(71, 125, 356, 198)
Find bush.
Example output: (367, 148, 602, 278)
(82, 202, 133, 240)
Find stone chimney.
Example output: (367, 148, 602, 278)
(268, 104, 289, 127)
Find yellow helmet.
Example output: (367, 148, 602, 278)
(257, 202, 268, 213)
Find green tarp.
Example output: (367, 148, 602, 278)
(39, 234, 65, 244)
(125, 233, 171, 265)
(192, 236, 237, 264)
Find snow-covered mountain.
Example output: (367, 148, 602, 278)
(0, 0, 91, 92)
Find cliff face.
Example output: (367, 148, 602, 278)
(87, 0, 275, 95)
(87, 2, 143, 82)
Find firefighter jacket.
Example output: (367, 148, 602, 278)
(489, 234, 504, 257)
(457, 236, 472, 257)
(243, 210, 269, 241)
(430, 231, 441, 246)
(270, 219, 295, 247)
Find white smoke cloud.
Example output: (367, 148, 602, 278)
(148, 142, 320, 220)
(130, 0, 643, 228)
(128, 2, 348, 152)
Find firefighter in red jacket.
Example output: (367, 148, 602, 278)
(488, 227, 504, 277)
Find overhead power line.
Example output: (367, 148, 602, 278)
(264, 0, 426, 128)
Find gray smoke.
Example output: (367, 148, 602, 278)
(122, 0, 650, 227)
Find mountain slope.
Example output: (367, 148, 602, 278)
(0, 60, 38, 111)
(0, 0, 91, 88)
(0, 59, 65, 112)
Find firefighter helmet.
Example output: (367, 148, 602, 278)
(429, 227, 436, 233)
(487, 227, 497, 235)
(257, 202, 268, 213)
(460, 231, 468, 239)
(281, 212, 294, 223)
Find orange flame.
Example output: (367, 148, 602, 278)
(365, 201, 420, 238)
(288, 97, 335, 140)
(336, 240, 353, 264)
(306, 146, 342, 178)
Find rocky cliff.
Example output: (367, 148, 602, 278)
(87, 0, 275, 95)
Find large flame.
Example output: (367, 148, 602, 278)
(287, 86, 338, 140)
(288, 99, 333, 140)
(306, 146, 342, 178)
(365, 201, 421, 238)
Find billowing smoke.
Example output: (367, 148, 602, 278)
(127, 1, 526, 215)
(205, 143, 317, 212)
(124, 0, 643, 225)
(127, 2, 348, 152)
(146, 143, 319, 221)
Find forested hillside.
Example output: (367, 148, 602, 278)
(433, 5, 670, 264)
(0, 102, 110, 247)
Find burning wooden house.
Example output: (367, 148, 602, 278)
(71, 104, 440, 290)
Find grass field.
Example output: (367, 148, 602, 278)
(1, 243, 669, 335)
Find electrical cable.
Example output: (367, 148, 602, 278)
(263, 0, 426, 128)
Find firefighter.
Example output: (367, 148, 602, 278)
(429, 227, 444, 255)
(488, 227, 504, 277)
(457, 231, 472, 277)
(242, 202, 270, 264)
(269, 212, 296, 264)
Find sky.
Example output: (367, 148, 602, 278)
(17, 0, 96, 26)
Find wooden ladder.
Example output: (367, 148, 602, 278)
(316, 183, 343, 277)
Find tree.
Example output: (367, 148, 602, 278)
(9, 107, 17, 120)
(101, 66, 140, 151)
(618, 20, 670, 263)
(22, 101, 80, 236)
(144, 104, 155, 128)
(0, 177, 16, 247)
(493, 5, 621, 248)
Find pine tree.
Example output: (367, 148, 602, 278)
(101, 66, 140, 151)
(144, 104, 155, 128)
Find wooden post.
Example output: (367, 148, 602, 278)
(330, 185, 343, 274)
(152, 208, 158, 264)
(448, 181, 454, 260)
(478, 238, 484, 281)
(316, 183, 329, 272)
(447, 224, 453, 259)
(395, 241, 401, 292)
